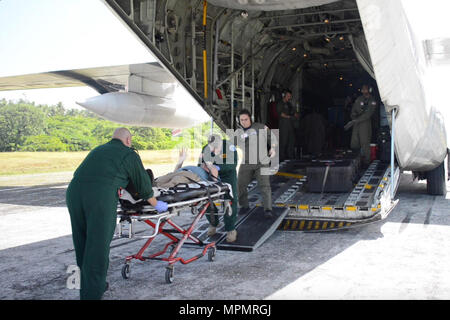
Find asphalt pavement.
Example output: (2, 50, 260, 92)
(1, 171, 450, 300)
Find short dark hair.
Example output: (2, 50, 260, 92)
(238, 109, 252, 118)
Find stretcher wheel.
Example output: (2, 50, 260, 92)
(208, 246, 216, 262)
(165, 266, 174, 284)
(121, 263, 131, 279)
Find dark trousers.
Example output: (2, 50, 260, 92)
(279, 123, 295, 161)
(237, 164, 272, 211)
(206, 175, 238, 232)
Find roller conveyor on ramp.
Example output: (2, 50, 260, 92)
(274, 158, 400, 232)
(190, 155, 399, 251)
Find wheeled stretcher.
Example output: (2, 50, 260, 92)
(116, 180, 233, 283)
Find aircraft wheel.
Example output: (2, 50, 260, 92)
(427, 155, 448, 196)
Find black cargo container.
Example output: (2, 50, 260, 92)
(306, 155, 360, 193)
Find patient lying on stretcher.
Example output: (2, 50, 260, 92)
(121, 167, 229, 210)
(153, 148, 220, 188)
(124, 148, 220, 202)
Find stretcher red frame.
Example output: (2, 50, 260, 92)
(117, 187, 231, 283)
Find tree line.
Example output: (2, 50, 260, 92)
(0, 99, 213, 152)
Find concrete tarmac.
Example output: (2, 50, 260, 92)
(1, 171, 450, 300)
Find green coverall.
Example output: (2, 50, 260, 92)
(202, 139, 238, 232)
(66, 139, 153, 300)
(350, 94, 377, 165)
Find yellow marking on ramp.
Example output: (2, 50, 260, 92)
(275, 172, 305, 179)
(299, 221, 305, 230)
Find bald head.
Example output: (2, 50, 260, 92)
(113, 127, 132, 147)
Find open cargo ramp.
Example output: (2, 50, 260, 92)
(191, 207, 289, 252)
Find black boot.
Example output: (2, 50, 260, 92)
(264, 210, 274, 218)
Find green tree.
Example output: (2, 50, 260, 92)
(20, 135, 68, 151)
(0, 103, 46, 151)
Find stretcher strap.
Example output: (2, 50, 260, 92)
(180, 176, 217, 225)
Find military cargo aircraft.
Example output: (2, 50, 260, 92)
(1, 0, 449, 232)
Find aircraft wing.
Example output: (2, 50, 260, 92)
(0, 62, 175, 94)
(0, 61, 210, 128)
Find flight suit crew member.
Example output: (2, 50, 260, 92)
(276, 89, 295, 161)
(235, 109, 277, 218)
(200, 135, 239, 243)
(344, 85, 377, 166)
(66, 127, 168, 300)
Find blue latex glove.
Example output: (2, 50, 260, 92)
(214, 165, 220, 171)
(154, 200, 168, 213)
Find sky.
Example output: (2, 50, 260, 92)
(0, 0, 156, 109)
(1, 0, 449, 114)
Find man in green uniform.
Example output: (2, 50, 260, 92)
(235, 109, 277, 218)
(345, 85, 377, 166)
(200, 134, 239, 243)
(173, 136, 238, 243)
(66, 127, 168, 300)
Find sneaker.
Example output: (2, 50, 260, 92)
(264, 210, 274, 218)
(238, 207, 250, 215)
(207, 225, 217, 237)
(226, 230, 237, 243)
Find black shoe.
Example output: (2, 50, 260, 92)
(264, 210, 274, 218)
(238, 207, 250, 215)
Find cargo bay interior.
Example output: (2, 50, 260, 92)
(108, 0, 386, 159)
(106, 0, 396, 232)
